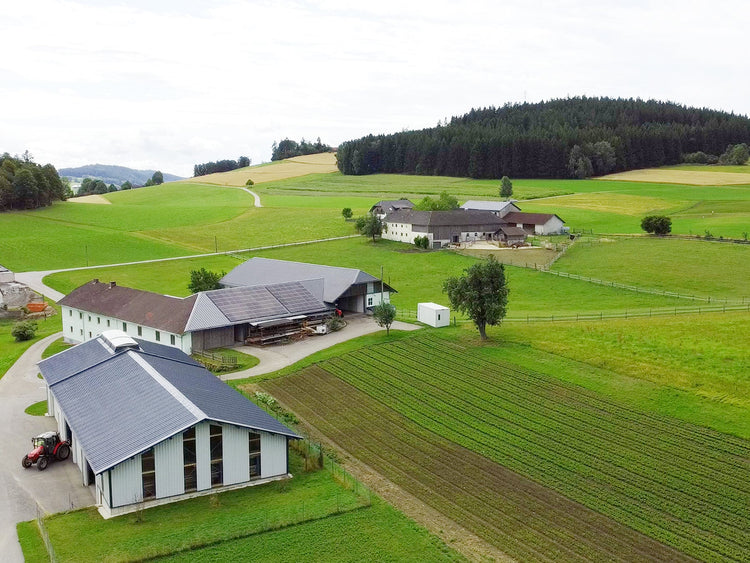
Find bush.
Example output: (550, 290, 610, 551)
(718, 143, 750, 165)
(245, 178, 254, 186)
(12, 321, 37, 341)
(342, 207, 353, 219)
(641, 215, 672, 236)
(413, 235, 430, 249)
(681, 151, 719, 164)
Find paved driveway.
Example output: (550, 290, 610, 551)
(222, 315, 421, 380)
(0, 333, 94, 562)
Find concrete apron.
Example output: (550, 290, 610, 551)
(0, 333, 94, 563)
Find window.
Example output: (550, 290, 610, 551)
(137, 326, 142, 337)
(367, 296, 373, 307)
(88, 315, 91, 322)
(107, 319, 110, 327)
(88, 332, 92, 338)
(183, 427, 197, 492)
(437, 314, 441, 321)
(97, 317, 100, 324)
(210, 425, 223, 487)
(80, 329, 83, 335)
(155, 331, 160, 342)
(142, 448, 156, 499)
(69, 310, 72, 317)
(69, 326, 73, 333)
(170, 334, 176, 345)
(122, 322, 127, 332)
(79, 312, 83, 319)
(249, 432, 261, 478)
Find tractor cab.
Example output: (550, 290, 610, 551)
(23, 431, 70, 471)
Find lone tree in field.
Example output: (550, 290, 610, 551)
(443, 256, 509, 340)
(342, 207, 353, 219)
(355, 213, 383, 241)
(499, 176, 513, 199)
(641, 215, 672, 236)
(188, 268, 225, 293)
(372, 302, 396, 335)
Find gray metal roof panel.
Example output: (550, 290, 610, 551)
(460, 200, 516, 212)
(50, 352, 197, 474)
(220, 258, 367, 303)
(185, 293, 230, 332)
(39, 338, 113, 385)
(148, 355, 299, 439)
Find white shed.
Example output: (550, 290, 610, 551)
(417, 302, 450, 328)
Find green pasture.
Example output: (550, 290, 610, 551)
(553, 237, 750, 300)
(44, 238, 690, 317)
(41, 337, 72, 359)
(155, 500, 461, 562)
(24, 400, 47, 416)
(0, 313, 61, 379)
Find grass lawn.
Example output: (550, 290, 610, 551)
(41, 337, 72, 359)
(0, 312, 61, 378)
(193, 347, 259, 374)
(28, 451, 458, 563)
(15, 521, 48, 563)
(553, 237, 750, 300)
(45, 237, 691, 319)
(24, 400, 47, 416)
(155, 499, 462, 562)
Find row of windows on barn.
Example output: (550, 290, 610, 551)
(70, 310, 177, 345)
(141, 425, 262, 499)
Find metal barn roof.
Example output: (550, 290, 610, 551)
(220, 258, 395, 304)
(39, 333, 299, 474)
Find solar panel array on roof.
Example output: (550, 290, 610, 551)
(266, 283, 316, 314)
(207, 286, 288, 323)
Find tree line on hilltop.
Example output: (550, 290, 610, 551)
(336, 97, 750, 179)
(0, 151, 70, 211)
(271, 138, 333, 161)
(193, 156, 251, 177)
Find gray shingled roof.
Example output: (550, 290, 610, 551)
(59, 280, 197, 334)
(220, 258, 395, 304)
(503, 211, 564, 225)
(460, 200, 518, 212)
(369, 199, 414, 213)
(384, 209, 505, 228)
(185, 281, 331, 331)
(39, 334, 299, 474)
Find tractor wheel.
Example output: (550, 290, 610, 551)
(37, 456, 49, 471)
(22, 455, 32, 469)
(56, 444, 70, 461)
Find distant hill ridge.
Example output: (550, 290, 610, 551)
(336, 96, 750, 179)
(59, 164, 184, 186)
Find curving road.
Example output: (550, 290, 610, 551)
(0, 333, 95, 562)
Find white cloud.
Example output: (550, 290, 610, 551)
(1, 0, 748, 176)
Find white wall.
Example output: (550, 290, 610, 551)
(155, 435, 185, 498)
(261, 432, 288, 478)
(196, 421, 211, 491)
(110, 456, 144, 507)
(223, 425, 250, 485)
(61, 305, 189, 352)
(383, 221, 417, 243)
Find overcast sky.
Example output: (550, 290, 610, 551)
(2, 0, 748, 177)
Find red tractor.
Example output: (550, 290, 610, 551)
(22, 431, 70, 471)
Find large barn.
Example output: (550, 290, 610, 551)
(59, 279, 332, 353)
(220, 258, 396, 313)
(38, 331, 299, 518)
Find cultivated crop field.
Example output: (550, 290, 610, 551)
(193, 152, 339, 186)
(600, 167, 750, 185)
(262, 333, 750, 562)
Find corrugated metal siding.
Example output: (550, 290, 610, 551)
(99, 471, 111, 508)
(196, 422, 211, 490)
(261, 432, 287, 478)
(223, 425, 250, 485)
(111, 456, 143, 507)
(155, 435, 185, 498)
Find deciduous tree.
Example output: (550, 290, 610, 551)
(443, 256, 509, 340)
(641, 215, 672, 236)
(188, 268, 226, 293)
(372, 302, 396, 335)
(355, 213, 383, 241)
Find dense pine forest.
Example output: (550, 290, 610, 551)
(0, 152, 69, 210)
(336, 97, 750, 179)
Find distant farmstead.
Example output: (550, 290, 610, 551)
(38, 331, 299, 518)
(369, 199, 414, 218)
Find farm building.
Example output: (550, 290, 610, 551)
(38, 330, 299, 518)
(369, 198, 414, 218)
(459, 200, 520, 217)
(221, 258, 396, 313)
(502, 212, 566, 235)
(417, 302, 450, 327)
(59, 278, 332, 352)
(382, 209, 509, 248)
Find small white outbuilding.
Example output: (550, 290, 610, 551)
(417, 302, 450, 328)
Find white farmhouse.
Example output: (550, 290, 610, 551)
(38, 330, 299, 518)
(502, 212, 566, 235)
(383, 209, 507, 249)
(460, 200, 520, 217)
